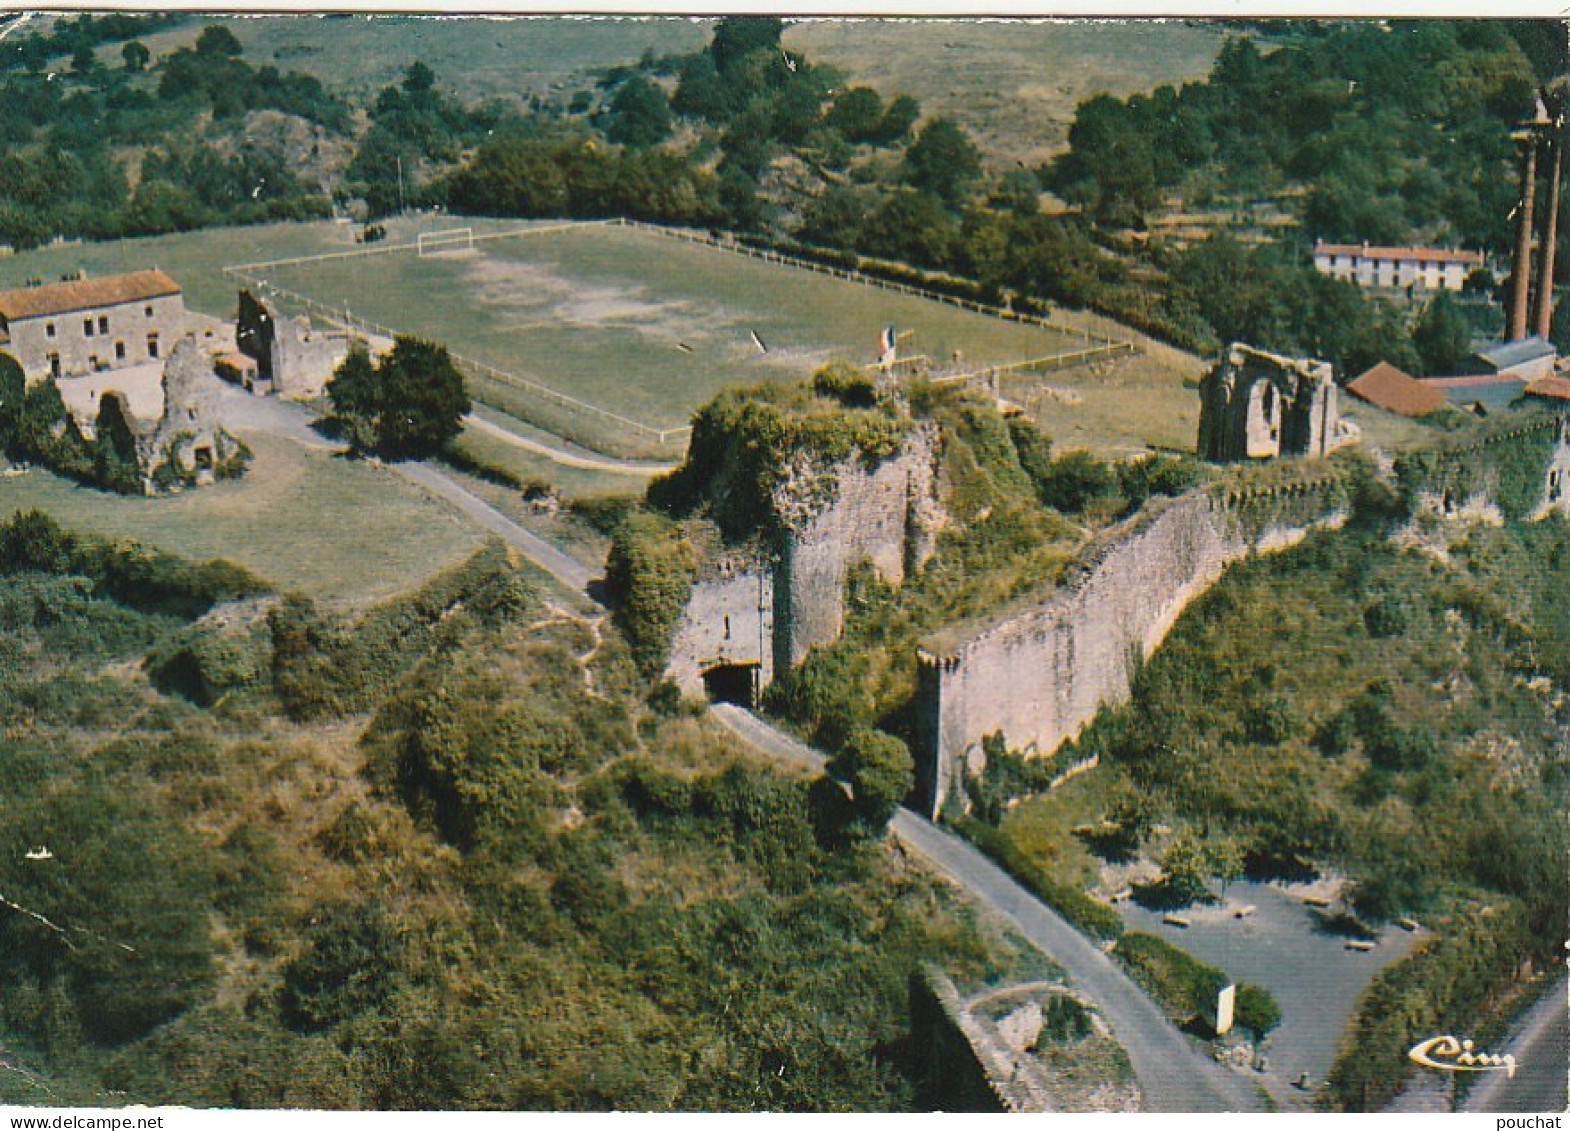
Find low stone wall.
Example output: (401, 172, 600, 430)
(910, 967, 1055, 1113)
(915, 484, 1348, 816)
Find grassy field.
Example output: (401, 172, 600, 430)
(98, 14, 709, 106)
(0, 216, 1206, 458)
(258, 223, 1084, 437)
(103, 16, 1223, 170)
(0, 433, 486, 607)
(786, 18, 1231, 168)
(0, 217, 545, 320)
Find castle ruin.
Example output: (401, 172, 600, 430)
(1197, 343, 1355, 462)
(913, 483, 1349, 816)
(85, 336, 248, 494)
(663, 425, 942, 703)
(235, 289, 352, 399)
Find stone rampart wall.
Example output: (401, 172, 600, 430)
(915, 484, 1348, 816)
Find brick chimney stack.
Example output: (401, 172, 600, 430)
(1509, 133, 1539, 342)
(1535, 132, 1563, 341)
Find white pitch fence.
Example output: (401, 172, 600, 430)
(611, 218, 1137, 354)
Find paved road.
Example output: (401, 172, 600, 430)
(393, 461, 597, 593)
(711, 705, 1265, 1113)
(1463, 975, 1569, 1113)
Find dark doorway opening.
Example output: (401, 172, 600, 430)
(702, 663, 759, 707)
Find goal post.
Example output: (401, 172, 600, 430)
(416, 227, 474, 256)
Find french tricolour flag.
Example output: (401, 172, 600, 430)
(878, 325, 897, 369)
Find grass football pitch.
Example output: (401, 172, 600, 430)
(255, 222, 1086, 446)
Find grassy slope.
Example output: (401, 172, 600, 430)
(109, 15, 709, 105)
(786, 18, 1231, 168)
(0, 552, 1052, 1110)
(0, 433, 485, 607)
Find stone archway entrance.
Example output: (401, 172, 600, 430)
(702, 662, 759, 707)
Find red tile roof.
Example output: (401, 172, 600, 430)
(1347, 362, 1448, 416)
(1314, 241, 1483, 266)
(0, 270, 181, 322)
(1525, 375, 1570, 401)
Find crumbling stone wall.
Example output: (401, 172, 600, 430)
(665, 551, 774, 698)
(915, 484, 1349, 817)
(1198, 343, 1354, 462)
(236, 288, 350, 399)
(662, 425, 942, 698)
(1394, 412, 1570, 521)
(127, 337, 246, 494)
(773, 424, 941, 671)
(910, 967, 1055, 1113)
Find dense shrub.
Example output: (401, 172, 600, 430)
(602, 509, 699, 680)
(1111, 932, 1229, 1024)
(0, 510, 266, 617)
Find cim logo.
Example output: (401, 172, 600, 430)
(1408, 1034, 1518, 1078)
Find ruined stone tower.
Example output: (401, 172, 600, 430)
(1197, 343, 1351, 462)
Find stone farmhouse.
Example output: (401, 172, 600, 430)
(0, 269, 188, 383)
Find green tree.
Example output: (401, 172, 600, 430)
(121, 40, 150, 72)
(876, 94, 921, 144)
(836, 727, 913, 835)
(602, 75, 673, 148)
(324, 338, 468, 460)
(0, 352, 23, 441)
(1159, 830, 1214, 906)
(1550, 296, 1570, 355)
(372, 337, 470, 459)
(194, 25, 243, 58)
(323, 345, 379, 454)
(905, 117, 982, 207)
(825, 86, 884, 143)
(709, 16, 785, 76)
(1412, 292, 1472, 375)
(1205, 834, 1246, 898)
(1234, 983, 1282, 1041)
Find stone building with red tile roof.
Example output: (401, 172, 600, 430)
(1312, 240, 1484, 292)
(0, 269, 188, 383)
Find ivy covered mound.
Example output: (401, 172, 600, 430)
(605, 366, 916, 678)
(646, 364, 912, 542)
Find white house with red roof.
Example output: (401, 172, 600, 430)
(1312, 240, 1484, 292)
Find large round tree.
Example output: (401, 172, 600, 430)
(324, 336, 469, 460)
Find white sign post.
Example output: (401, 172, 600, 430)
(1215, 983, 1236, 1037)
